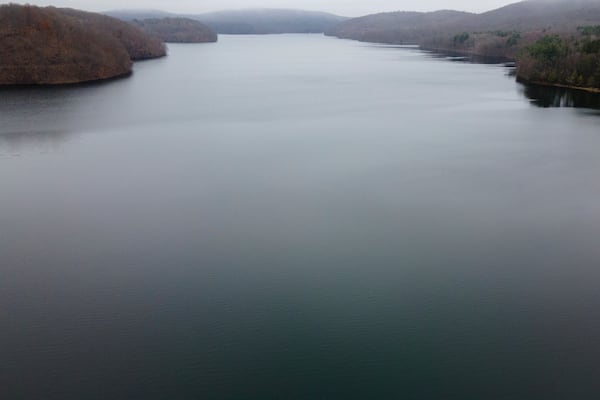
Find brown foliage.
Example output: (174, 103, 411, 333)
(58, 8, 166, 60)
(0, 4, 166, 85)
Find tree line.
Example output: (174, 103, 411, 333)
(517, 27, 600, 90)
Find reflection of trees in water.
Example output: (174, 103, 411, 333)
(0, 86, 78, 155)
(425, 49, 600, 111)
(0, 129, 70, 155)
(520, 83, 600, 109)
(1, 77, 131, 155)
(0, 78, 122, 153)
(423, 50, 512, 65)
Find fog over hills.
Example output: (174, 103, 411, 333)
(105, 1, 600, 38)
(105, 9, 172, 20)
(192, 9, 347, 34)
(131, 18, 218, 43)
(16, 0, 524, 17)
(107, 8, 347, 34)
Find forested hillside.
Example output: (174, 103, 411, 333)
(328, 0, 600, 46)
(58, 8, 166, 60)
(327, 10, 473, 44)
(517, 29, 600, 90)
(0, 4, 165, 85)
(327, 0, 600, 91)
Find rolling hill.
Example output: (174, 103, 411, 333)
(327, 0, 600, 46)
(326, 10, 473, 44)
(0, 4, 166, 85)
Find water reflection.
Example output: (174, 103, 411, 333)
(0, 79, 128, 152)
(416, 47, 600, 111)
(0, 87, 74, 153)
(422, 49, 513, 65)
(0, 129, 70, 156)
(520, 82, 600, 110)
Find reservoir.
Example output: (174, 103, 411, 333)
(1, 34, 600, 399)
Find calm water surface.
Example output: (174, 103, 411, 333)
(2, 35, 600, 399)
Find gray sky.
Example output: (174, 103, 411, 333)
(20, 0, 519, 17)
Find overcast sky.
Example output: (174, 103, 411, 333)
(20, 0, 520, 17)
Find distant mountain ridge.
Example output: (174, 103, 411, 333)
(327, 0, 600, 45)
(193, 9, 347, 34)
(106, 8, 347, 34)
(131, 18, 217, 43)
(105, 9, 174, 21)
(326, 10, 474, 44)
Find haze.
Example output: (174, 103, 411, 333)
(19, 0, 519, 16)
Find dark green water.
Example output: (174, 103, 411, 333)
(2, 35, 600, 399)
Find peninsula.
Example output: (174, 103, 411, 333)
(0, 4, 166, 85)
